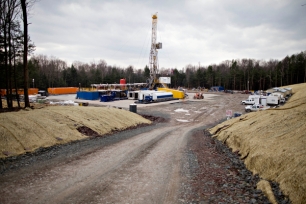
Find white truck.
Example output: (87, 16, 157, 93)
(241, 95, 260, 105)
(245, 104, 270, 112)
(241, 98, 255, 105)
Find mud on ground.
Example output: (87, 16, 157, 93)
(0, 90, 298, 203)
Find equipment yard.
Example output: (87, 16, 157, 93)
(0, 84, 305, 204)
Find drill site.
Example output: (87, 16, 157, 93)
(1, 11, 306, 204)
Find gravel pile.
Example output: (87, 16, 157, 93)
(180, 128, 290, 204)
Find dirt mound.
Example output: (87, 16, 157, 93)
(0, 106, 151, 159)
(209, 83, 306, 204)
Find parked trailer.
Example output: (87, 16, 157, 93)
(145, 92, 173, 102)
(138, 90, 156, 101)
(0, 88, 38, 96)
(273, 91, 286, 99)
(48, 87, 78, 95)
(284, 87, 292, 96)
(266, 87, 279, 95)
(278, 89, 289, 97)
(137, 91, 173, 103)
(248, 95, 261, 100)
(266, 95, 279, 105)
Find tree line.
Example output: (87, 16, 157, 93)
(0, 0, 33, 109)
(170, 52, 306, 91)
(1, 0, 306, 109)
(2, 51, 306, 106)
(24, 56, 151, 90)
(14, 50, 305, 92)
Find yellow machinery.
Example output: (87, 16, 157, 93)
(157, 87, 185, 99)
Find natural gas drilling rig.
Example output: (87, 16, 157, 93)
(148, 13, 163, 89)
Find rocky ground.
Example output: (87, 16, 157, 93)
(180, 127, 290, 204)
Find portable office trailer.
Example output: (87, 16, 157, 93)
(248, 95, 261, 104)
(271, 92, 282, 100)
(284, 88, 292, 96)
(266, 87, 279, 95)
(273, 87, 280, 92)
(278, 89, 289, 97)
(267, 95, 279, 105)
(261, 97, 267, 106)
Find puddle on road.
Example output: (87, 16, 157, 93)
(176, 119, 190, 122)
(174, 108, 189, 113)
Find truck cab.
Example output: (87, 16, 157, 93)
(241, 98, 255, 105)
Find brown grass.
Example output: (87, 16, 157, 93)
(0, 106, 151, 159)
(209, 83, 306, 204)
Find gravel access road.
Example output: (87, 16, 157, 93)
(1, 92, 286, 203)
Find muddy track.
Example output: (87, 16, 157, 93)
(0, 121, 200, 204)
(1, 93, 289, 204)
(41, 127, 178, 203)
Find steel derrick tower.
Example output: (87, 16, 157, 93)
(149, 13, 162, 88)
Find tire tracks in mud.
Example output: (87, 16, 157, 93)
(34, 127, 177, 204)
(50, 123, 203, 204)
(0, 93, 249, 204)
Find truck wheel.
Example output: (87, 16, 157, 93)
(245, 109, 250, 112)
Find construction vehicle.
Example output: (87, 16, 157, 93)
(193, 92, 204, 99)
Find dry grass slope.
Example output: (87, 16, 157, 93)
(209, 83, 306, 204)
(0, 106, 151, 159)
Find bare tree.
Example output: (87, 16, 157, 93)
(20, 0, 29, 107)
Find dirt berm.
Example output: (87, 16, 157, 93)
(209, 83, 306, 204)
(0, 106, 151, 158)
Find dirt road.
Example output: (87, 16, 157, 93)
(0, 93, 250, 203)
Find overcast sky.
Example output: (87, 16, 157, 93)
(29, 0, 306, 69)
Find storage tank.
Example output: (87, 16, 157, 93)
(152, 92, 173, 101)
(120, 78, 126, 90)
(47, 87, 78, 95)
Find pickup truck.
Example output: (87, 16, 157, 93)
(241, 99, 255, 105)
(245, 104, 270, 112)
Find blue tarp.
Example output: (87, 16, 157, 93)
(210, 86, 224, 91)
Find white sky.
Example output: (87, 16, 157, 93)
(29, 0, 306, 70)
